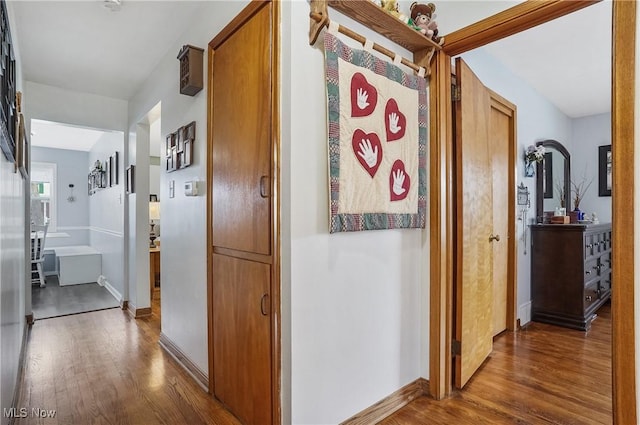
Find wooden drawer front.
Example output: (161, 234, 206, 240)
(584, 233, 597, 259)
(584, 258, 599, 283)
(584, 282, 599, 311)
(602, 230, 612, 251)
(599, 274, 612, 295)
(599, 252, 612, 274)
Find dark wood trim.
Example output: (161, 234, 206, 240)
(120, 300, 128, 311)
(206, 44, 215, 396)
(208, 0, 269, 50)
(340, 378, 429, 425)
(159, 333, 208, 391)
(442, 0, 599, 56)
(428, 51, 453, 400)
(612, 1, 636, 423)
(127, 305, 151, 319)
(25, 314, 33, 326)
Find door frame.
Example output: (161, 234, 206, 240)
(428, 2, 637, 424)
(206, 1, 282, 424)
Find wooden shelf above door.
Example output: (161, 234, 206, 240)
(310, 0, 442, 72)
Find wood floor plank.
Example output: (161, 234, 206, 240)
(16, 295, 241, 425)
(382, 303, 612, 425)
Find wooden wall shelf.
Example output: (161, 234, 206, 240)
(310, 0, 442, 72)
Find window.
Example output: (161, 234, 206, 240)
(31, 162, 57, 231)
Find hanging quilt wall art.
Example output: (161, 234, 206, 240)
(324, 31, 427, 233)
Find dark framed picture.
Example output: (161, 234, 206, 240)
(150, 194, 158, 202)
(106, 157, 111, 187)
(126, 165, 135, 194)
(108, 155, 114, 187)
(543, 152, 553, 199)
(598, 145, 612, 197)
(113, 152, 119, 185)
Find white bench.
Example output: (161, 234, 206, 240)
(53, 246, 102, 286)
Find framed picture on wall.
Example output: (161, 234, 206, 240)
(126, 165, 135, 194)
(598, 145, 612, 197)
(108, 156, 114, 187)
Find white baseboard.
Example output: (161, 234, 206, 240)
(519, 301, 532, 326)
(101, 276, 122, 303)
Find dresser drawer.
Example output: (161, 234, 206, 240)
(584, 282, 599, 311)
(599, 274, 612, 295)
(584, 258, 599, 283)
(599, 252, 612, 274)
(584, 233, 598, 259)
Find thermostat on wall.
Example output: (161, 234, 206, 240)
(185, 181, 198, 196)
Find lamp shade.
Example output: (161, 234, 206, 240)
(149, 202, 161, 220)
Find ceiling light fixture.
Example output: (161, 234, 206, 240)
(103, 0, 122, 12)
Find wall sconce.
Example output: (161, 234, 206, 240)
(67, 183, 75, 202)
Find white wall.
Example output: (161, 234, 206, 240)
(127, 0, 249, 376)
(31, 147, 90, 247)
(459, 48, 573, 317)
(1, 2, 26, 422)
(88, 131, 125, 298)
(289, 4, 426, 423)
(571, 112, 612, 223)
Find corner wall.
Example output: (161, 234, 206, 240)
(289, 4, 426, 423)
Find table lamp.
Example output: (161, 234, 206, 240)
(149, 201, 160, 248)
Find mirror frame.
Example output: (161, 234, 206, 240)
(535, 139, 570, 222)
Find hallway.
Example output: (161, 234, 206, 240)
(15, 298, 240, 425)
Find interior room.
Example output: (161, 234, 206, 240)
(29, 119, 125, 319)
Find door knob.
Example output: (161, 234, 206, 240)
(489, 234, 501, 242)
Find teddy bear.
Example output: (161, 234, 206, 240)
(380, 0, 410, 24)
(409, 2, 444, 45)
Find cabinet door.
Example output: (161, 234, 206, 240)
(212, 253, 271, 425)
(212, 4, 272, 255)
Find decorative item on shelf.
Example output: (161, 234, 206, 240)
(165, 121, 196, 172)
(177, 44, 204, 96)
(409, 2, 444, 45)
(149, 201, 160, 248)
(571, 173, 594, 223)
(524, 144, 545, 177)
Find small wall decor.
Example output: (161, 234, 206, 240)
(112, 152, 120, 185)
(165, 121, 196, 172)
(88, 160, 106, 195)
(324, 31, 427, 232)
(598, 144, 612, 197)
(177, 44, 204, 96)
(0, 0, 16, 163)
(126, 165, 135, 194)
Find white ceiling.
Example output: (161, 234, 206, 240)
(12, 0, 610, 134)
(31, 119, 108, 151)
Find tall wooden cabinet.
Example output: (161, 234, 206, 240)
(209, 3, 277, 425)
(530, 223, 612, 331)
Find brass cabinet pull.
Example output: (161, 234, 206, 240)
(260, 175, 270, 198)
(489, 234, 500, 242)
(260, 293, 269, 316)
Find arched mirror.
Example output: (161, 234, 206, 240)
(535, 139, 570, 223)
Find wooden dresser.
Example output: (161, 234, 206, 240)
(530, 223, 612, 331)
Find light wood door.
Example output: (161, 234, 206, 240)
(454, 58, 494, 389)
(489, 94, 513, 336)
(212, 4, 272, 256)
(212, 253, 271, 425)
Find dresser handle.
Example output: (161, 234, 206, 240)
(586, 295, 593, 302)
(586, 270, 592, 275)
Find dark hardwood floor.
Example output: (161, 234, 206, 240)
(16, 294, 612, 424)
(16, 293, 241, 425)
(382, 303, 612, 425)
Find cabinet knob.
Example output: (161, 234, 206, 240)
(586, 270, 592, 275)
(586, 243, 593, 249)
(586, 295, 593, 302)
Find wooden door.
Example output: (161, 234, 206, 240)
(212, 3, 272, 256)
(210, 3, 274, 424)
(212, 253, 271, 425)
(489, 93, 514, 336)
(454, 58, 494, 389)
